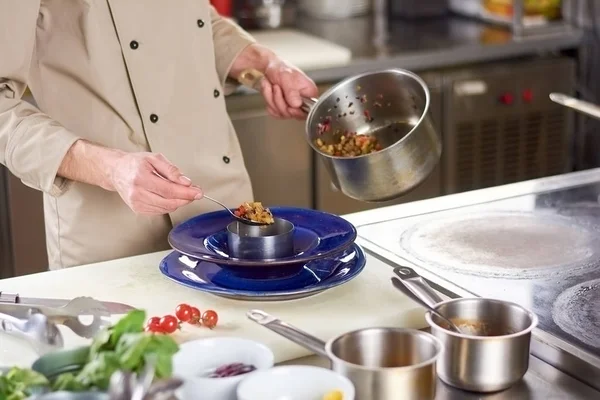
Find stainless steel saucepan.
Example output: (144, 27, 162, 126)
(247, 309, 442, 400)
(392, 265, 538, 393)
(238, 68, 442, 202)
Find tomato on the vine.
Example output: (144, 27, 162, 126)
(145, 316, 162, 333)
(175, 304, 192, 322)
(189, 307, 201, 325)
(202, 310, 218, 329)
(159, 315, 179, 334)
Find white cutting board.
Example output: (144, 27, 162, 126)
(0, 248, 424, 367)
(249, 29, 352, 71)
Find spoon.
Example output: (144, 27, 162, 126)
(151, 171, 269, 226)
(391, 277, 462, 333)
(202, 195, 270, 226)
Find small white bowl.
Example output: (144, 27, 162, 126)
(173, 337, 274, 400)
(236, 365, 355, 400)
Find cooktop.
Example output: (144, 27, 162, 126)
(357, 174, 600, 390)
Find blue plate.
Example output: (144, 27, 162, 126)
(168, 207, 357, 266)
(159, 244, 366, 301)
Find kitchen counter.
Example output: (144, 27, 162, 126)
(244, 14, 583, 84)
(2, 170, 600, 398)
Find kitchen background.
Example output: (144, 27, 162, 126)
(0, 0, 597, 278)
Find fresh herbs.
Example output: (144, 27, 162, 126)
(0, 367, 49, 400)
(0, 310, 179, 397)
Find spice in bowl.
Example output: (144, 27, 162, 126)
(207, 363, 256, 378)
(323, 389, 344, 400)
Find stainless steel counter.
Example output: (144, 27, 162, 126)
(246, 14, 583, 84)
(282, 350, 600, 399)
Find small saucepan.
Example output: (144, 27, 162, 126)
(247, 310, 442, 400)
(238, 68, 442, 202)
(393, 266, 538, 393)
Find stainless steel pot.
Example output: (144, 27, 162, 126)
(392, 266, 538, 393)
(238, 68, 442, 202)
(426, 298, 538, 393)
(247, 309, 442, 400)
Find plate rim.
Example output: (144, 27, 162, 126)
(159, 243, 366, 299)
(168, 207, 358, 266)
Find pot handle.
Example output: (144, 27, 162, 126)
(247, 310, 328, 357)
(393, 266, 444, 308)
(549, 93, 600, 121)
(237, 69, 317, 115)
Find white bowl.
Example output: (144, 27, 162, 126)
(236, 366, 355, 400)
(173, 337, 274, 400)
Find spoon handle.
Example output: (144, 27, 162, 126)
(203, 195, 230, 211)
(391, 277, 461, 333)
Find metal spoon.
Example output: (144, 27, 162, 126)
(0, 312, 64, 354)
(202, 195, 270, 226)
(391, 277, 462, 333)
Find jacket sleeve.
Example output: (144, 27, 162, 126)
(0, 1, 80, 197)
(209, 6, 256, 94)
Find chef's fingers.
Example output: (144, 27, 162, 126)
(267, 106, 282, 119)
(273, 85, 292, 118)
(288, 107, 307, 120)
(261, 79, 281, 118)
(137, 191, 191, 214)
(146, 173, 203, 201)
(148, 153, 191, 186)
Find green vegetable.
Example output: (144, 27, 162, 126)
(0, 367, 49, 400)
(55, 309, 179, 391)
(0, 309, 180, 397)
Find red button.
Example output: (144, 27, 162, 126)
(523, 89, 533, 103)
(499, 93, 514, 105)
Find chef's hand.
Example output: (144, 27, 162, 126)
(229, 44, 318, 120)
(260, 58, 318, 120)
(110, 153, 203, 215)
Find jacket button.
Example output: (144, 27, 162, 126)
(197, 19, 205, 28)
(222, 156, 230, 164)
(150, 114, 159, 123)
(214, 89, 220, 98)
(130, 40, 139, 50)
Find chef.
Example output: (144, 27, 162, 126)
(0, 2, 318, 269)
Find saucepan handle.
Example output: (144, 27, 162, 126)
(247, 310, 328, 357)
(237, 69, 317, 115)
(550, 93, 600, 121)
(393, 266, 444, 308)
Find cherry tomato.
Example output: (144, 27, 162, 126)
(202, 310, 218, 329)
(175, 304, 192, 322)
(159, 315, 179, 334)
(189, 307, 201, 325)
(145, 316, 162, 333)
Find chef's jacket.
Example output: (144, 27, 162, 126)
(0, 0, 255, 269)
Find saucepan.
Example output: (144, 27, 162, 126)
(238, 68, 442, 202)
(246, 309, 442, 400)
(392, 266, 539, 393)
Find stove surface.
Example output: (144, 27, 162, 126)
(357, 177, 600, 387)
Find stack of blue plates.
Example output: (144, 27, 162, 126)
(161, 207, 366, 301)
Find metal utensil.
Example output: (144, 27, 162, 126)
(549, 92, 600, 120)
(0, 312, 64, 354)
(227, 218, 295, 260)
(238, 68, 442, 202)
(392, 266, 445, 308)
(0, 292, 136, 314)
(247, 309, 441, 400)
(0, 298, 111, 338)
(390, 277, 461, 333)
(426, 298, 538, 393)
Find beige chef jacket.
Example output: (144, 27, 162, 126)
(0, 1, 256, 269)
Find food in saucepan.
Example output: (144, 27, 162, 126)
(234, 202, 275, 224)
(442, 318, 516, 336)
(208, 363, 256, 378)
(314, 131, 382, 157)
